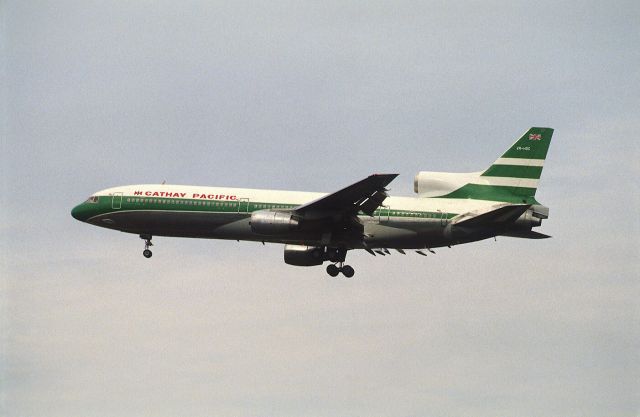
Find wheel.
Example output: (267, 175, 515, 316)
(341, 265, 355, 278)
(326, 264, 340, 277)
(143, 249, 152, 258)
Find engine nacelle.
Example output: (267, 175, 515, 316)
(250, 210, 300, 235)
(512, 205, 548, 229)
(283, 245, 324, 266)
(414, 171, 482, 197)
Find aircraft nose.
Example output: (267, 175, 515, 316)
(71, 204, 85, 221)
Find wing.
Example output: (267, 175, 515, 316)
(295, 174, 398, 216)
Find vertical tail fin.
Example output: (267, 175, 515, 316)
(439, 127, 554, 203)
(485, 127, 554, 174)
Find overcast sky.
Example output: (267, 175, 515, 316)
(2, 1, 639, 416)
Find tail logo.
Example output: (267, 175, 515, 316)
(529, 133, 542, 140)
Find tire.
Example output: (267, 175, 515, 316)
(341, 265, 355, 278)
(143, 249, 152, 258)
(326, 264, 340, 277)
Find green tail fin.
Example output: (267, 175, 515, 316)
(440, 127, 554, 203)
(491, 127, 554, 162)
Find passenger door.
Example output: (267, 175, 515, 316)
(112, 192, 123, 209)
(237, 198, 249, 213)
(378, 205, 390, 222)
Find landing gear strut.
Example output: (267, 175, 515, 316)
(140, 234, 153, 258)
(326, 262, 355, 278)
(323, 247, 354, 278)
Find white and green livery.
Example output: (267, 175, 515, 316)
(72, 127, 554, 277)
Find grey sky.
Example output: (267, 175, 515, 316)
(2, 1, 639, 416)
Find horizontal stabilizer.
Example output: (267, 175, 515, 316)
(454, 204, 530, 228)
(501, 230, 551, 239)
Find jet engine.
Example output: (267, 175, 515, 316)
(250, 210, 301, 235)
(512, 205, 548, 230)
(414, 171, 481, 197)
(283, 244, 324, 266)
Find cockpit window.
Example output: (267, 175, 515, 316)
(86, 196, 99, 203)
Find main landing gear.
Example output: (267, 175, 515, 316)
(326, 262, 355, 278)
(322, 247, 354, 278)
(140, 234, 153, 258)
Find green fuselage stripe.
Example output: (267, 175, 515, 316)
(80, 195, 458, 221)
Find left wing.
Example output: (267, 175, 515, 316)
(294, 174, 398, 216)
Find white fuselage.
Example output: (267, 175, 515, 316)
(82, 184, 499, 249)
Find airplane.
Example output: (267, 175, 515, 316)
(71, 127, 554, 278)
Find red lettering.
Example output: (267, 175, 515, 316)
(192, 194, 200, 198)
(229, 195, 237, 201)
(180, 193, 186, 198)
(134, 191, 143, 195)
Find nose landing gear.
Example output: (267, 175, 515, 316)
(326, 262, 355, 278)
(140, 234, 153, 258)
